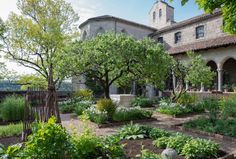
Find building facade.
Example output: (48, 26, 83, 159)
(73, 0, 236, 97)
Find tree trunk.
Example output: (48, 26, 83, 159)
(45, 64, 61, 123)
(104, 85, 110, 99)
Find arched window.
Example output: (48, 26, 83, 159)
(159, 9, 162, 17)
(96, 27, 105, 35)
(153, 11, 156, 22)
(174, 32, 182, 44)
(82, 31, 87, 40)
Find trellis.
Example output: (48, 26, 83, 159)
(22, 88, 48, 141)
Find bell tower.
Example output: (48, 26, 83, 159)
(149, 0, 175, 29)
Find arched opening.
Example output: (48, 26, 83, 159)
(153, 11, 156, 22)
(82, 31, 87, 40)
(222, 58, 236, 91)
(96, 27, 105, 36)
(206, 60, 217, 90)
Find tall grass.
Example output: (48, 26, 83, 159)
(0, 123, 23, 137)
(0, 95, 25, 122)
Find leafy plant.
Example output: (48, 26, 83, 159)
(157, 105, 192, 117)
(0, 143, 23, 159)
(177, 93, 196, 106)
(74, 89, 93, 101)
(167, 134, 192, 154)
(23, 117, 71, 159)
(74, 101, 92, 115)
(96, 99, 116, 119)
(0, 95, 24, 122)
(139, 149, 162, 159)
(130, 97, 153, 107)
(200, 97, 220, 122)
(112, 107, 152, 122)
(219, 97, 236, 119)
(84, 106, 108, 124)
(181, 138, 219, 159)
(149, 127, 171, 139)
(153, 136, 170, 149)
(118, 123, 148, 140)
(0, 123, 23, 137)
(59, 103, 75, 114)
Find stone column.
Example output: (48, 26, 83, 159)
(200, 83, 204, 92)
(172, 72, 176, 90)
(217, 69, 223, 92)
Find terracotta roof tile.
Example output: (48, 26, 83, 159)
(168, 35, 236, 55)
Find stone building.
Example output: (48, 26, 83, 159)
(73, 0, 236, 97)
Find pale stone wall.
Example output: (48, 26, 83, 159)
(154, 15, 225, 48)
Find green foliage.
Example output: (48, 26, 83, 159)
(219, 96, 236, 119)
(186, 52, 215, 87)
(24, 117, 71, 158)
(0, 123, 23, 137)
(181, 138, 219, 159)
(74, 89, 93, 101)
(177, 93, 196, 106)
(0, 143, 23, 159)
(153, 137, 170, 149)
(167, 134, 192, 154)
(130, 97, 153, 107)
(84, 106, 108, 124)
(112, 107, 153, 122)
(157, 106, 192, 117)
(139, 149, 162, 159)
(118, 123, 149, 140)
(74, 101, 92, 116)
(66, 32, 172, 98)
(96, 99, 116, 118)
(0, 95, 24, 122)
(200, 97, 220, 121)
(149, 127, 171, 139)
(184, 117, 236, 138)
(59, 102, 76, 114)
(18, 74, 47, 90)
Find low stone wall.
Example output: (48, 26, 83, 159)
(110, 94, 136, 106)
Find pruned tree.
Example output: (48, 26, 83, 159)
(171, 51, 215, 102)
(64, 33, 172, 99)
(0, 0, 79, 122)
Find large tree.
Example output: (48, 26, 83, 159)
(170, 0, 236, 34)
(0, 0, 79, 122)
(64, 33, 172, 99)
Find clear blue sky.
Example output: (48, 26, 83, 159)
(79, 0, 203, 25)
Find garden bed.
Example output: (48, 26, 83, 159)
(96, 118, 157, 128)
(0, 135, 21, 147)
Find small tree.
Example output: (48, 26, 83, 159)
(18, 74, 47, 90)
(171, 52, 215, 102)
(0, 0, 79, 122)
(65, 33, 172, 98)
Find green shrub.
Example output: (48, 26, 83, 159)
(118, 123, 149, 140)
(75, 101, 92, 115)
(153, 136, 170, 149)
(112, 107, 152, 122)
(0, 143, 23, 158)
(149, 127, 171, 139)
(0, 123, 23, 137)
(181, 138, 219, 159)
(59, 103, 75, 114)
(157, 106, 192, 117)
(139, 149, 162, 159)
(220, 97, 236, 119)
(200, 97, 220, 121)
(23, 117, 71, 158)
(0, 95, 25, 122)
(130, 97, 153, 107)
(184, 117, 236, 138)
(177, 93, 196, 106)
(96, 99, 116, 118)
(74, 89, 93, 101)
(167, 134, 192, 154)
(84, 106, 108, 124)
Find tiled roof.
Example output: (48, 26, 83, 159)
(168, 35, 236, 55)
(79, 15, 157, 31)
